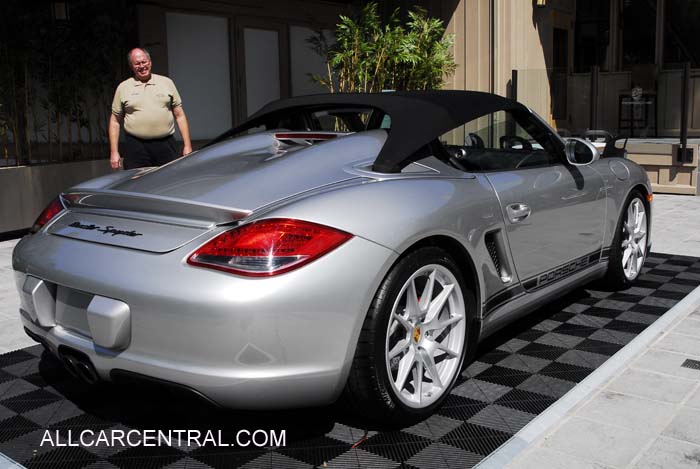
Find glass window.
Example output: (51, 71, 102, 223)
(664, 0, 700, 68)
(621, 0, 656, 68)
(441, 111, 560, 172)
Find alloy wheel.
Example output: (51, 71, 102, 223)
(622, 198, 647, 281)
(385, 264, 466, 408)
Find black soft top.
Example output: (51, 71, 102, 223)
(208, 90, 529, 173)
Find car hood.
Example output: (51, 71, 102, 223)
(100, 130, 387, 212)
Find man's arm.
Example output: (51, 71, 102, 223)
(172, 106, 192, 155)
(109, 114, 122, 169)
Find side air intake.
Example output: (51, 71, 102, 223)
(485, 234, 501, 276)
(484, 230, 513, 283)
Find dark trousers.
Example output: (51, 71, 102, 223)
(123, 133, 179, 169)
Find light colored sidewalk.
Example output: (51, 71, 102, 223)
(0, 239, 29, 353)
(649, 194, 700, 257)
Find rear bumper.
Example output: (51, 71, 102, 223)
(13, 232, 397, 409)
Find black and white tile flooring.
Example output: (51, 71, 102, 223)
(1, 253, 698, 468)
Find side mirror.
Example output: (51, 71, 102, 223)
(565, 138, 600, 166)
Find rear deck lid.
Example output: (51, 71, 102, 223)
(47, 210, 212, 253)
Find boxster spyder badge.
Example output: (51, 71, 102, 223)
(69, 221, 143, 237)
(13, 91, 652, 424)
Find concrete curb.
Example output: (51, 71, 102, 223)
(0, 452, 24, 469)
(475, 283, 700, 469)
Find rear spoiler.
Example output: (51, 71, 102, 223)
(61, 190, 251, 227)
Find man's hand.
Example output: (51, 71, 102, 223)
(173, 106, 193, 157)
(110, 151, 122, 169)
(108, 114, 123, 169)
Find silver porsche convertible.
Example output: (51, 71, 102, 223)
(13, 91, 651, 423)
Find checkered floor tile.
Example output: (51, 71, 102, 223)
(1, 253, 699, 468)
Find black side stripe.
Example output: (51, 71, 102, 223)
(483, 248, 605, 316)
(483, 284, 525, 316)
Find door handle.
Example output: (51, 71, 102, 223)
(506, 203, 531, 223)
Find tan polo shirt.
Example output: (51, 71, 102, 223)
(111, 74, 182, 139)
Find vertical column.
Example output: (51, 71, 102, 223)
(606, 0, 620, 71)
(654, 0, 665, 70)
(590, 65, 600, 129)
(679, 62, 691, 163)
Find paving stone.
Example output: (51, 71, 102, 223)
(607, 369, 697, 404)
(541, 417, 652, 467)
(655, 333, 700, 358)
(685, 386, 700, 410)
(632, 436, 700, 469)
(577, 391, 675, 433)
(633, 349, 700, 380)
(674, 318, 700, 338)
(662, 408, 700, 446)
(512, 447, 615, 469)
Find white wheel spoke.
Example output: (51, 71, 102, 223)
(627, 205, 635, 228)
(418, 270, 436, 313)
(395, 348, 415, 392)
(424, 284, 454, 324)
(406, 280, 421, 319)
(436, 342, 459, 358)
(421, 350, 443, 389)
(389, 338, 410, 359)
(621, 239, 630, 248)
(425, 313, 463, 332)
(413, 359, 424, 404)
(622, 247, 633, 268)
(392, 313, 412, 332)
(422, 337, 459, 359)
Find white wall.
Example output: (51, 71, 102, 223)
(166, 12, 232, 140)
(244, 28, 280, 116)
(290, 26, 333, 96)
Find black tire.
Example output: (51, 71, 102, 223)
(343, 247, 476, 426)
(604, 190, 649, 289)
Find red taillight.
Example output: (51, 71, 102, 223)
(31, 197, 65, 233)
(187, 218, 353, 277)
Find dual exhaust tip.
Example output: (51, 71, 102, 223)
(58, 348, 99, 385)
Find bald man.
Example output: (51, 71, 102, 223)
(109, 48, 192, 170)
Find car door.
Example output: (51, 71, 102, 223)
(474, 111, 606, 287)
